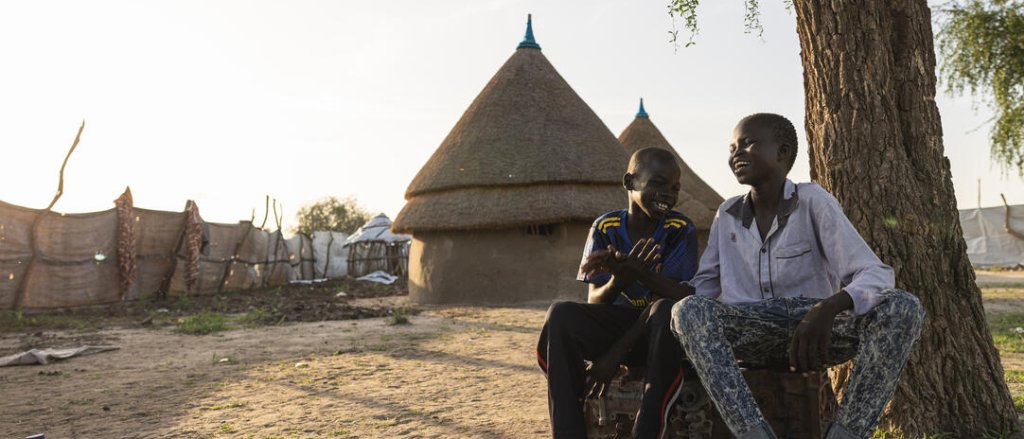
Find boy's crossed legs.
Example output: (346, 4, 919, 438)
(670, 290, 924, 439)
(537, 299, 685, 439)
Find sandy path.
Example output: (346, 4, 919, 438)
(0, 303, 551, 439)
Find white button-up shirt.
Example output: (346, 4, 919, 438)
(689, 180, 894, 315)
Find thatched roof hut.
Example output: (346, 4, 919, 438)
(392, 15, 627, 234)
(618, 99, 723, 231)
(394, 16, 628, 304)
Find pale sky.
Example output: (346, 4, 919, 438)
(1, 1, 1019, 231)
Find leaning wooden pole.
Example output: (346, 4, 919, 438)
(1001, 194, 1024, 241)
(259, 195, 270, 230)
(14, 121, 85, 310)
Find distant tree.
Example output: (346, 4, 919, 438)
(937, 0, 1024, 176)
(294, 196, 372, 235)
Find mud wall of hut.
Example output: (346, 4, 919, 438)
(0, 199, 319, 311)
(408, 223, 590, 304)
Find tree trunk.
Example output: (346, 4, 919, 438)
(792, 1, 1018, 436)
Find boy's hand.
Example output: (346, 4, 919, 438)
(788, 307, 835, 372)
(579, 239, 661, 282)
(584, 355, 621, 400)
(788, 292, 852, 372)
(579, 248, 615, 278)
(614, 238, 662, 278)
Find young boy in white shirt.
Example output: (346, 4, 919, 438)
(671, 113, 925, 439)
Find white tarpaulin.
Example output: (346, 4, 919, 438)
(356, 270, 399, 284)
(960, 204, 1024, 268)
(343, 214, 411, 246)
(311, 231, 349, 278)
(0, 346, 119, 367)
(285, 234, 315, 281)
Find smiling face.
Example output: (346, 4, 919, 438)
(728, 118, 791, 186)
(625, 159, 681, 220)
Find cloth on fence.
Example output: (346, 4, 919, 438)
(114, 187, 136, 300)
(312, 231, 349, 278)
(960, 204, 1024, 268)
(0, 345, 119, 367)
(356, 271, 398, 284)
(184, 201, 203, 292)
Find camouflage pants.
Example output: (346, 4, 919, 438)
(670, 290, 924, 439)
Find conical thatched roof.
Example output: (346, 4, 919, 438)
(393, 16, 628, 233)
(618, 99, 723, 229)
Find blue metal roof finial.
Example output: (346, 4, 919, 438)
(517, 14, 541, 50)
(636, 98, 649, 118)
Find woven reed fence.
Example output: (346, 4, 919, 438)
(0, 190, 317, 311)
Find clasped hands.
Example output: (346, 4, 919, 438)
(579, 238, 663, 282)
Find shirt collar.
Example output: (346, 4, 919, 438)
(725, 179, 800, 229)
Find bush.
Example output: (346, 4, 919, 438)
(293, 196, 373, 235)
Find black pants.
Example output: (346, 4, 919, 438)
(536, 299, 684, 439)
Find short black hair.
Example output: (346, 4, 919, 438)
(627, 147, 679, 174)
(740, 113, 798, 171)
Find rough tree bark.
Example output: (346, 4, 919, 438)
(792, 1, 1018, 435)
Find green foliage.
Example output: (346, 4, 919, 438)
(937, 0, 1024, 176)
(667, 0, 788, 46)
(667, 0, 701, 47)
(293, 196, 373, 235)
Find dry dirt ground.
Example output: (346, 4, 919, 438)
(1, 295, 552, 439)
(2, 272, 1023, 438)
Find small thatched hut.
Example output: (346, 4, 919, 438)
(392, 16, 629, 304)
(618, 99, 724, 247)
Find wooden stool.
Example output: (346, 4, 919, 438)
(584, 364, 714, 439)
(584, 364, 837, 439)
(708, 367, 838, 439)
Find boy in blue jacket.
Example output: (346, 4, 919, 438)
(537, 147, 700, 439)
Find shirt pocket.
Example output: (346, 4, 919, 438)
(775, 244, 811, 260)
(772, 242, 814, 290)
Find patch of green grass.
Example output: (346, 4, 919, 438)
(872, 431, 955, 439)
(218, 423, 237, 434)
(206, 400, 247, 411)
(175, 312, 229, 335)
(0, 311, 100, 332)
(239, 308, 275, 327)
(175, 309, 283, 335)
(1014, 394, 1024, 413)
(873, 427, 1019, 439)
(1006, 369, 1024, 384)
(983, 287, 1024, 300)
(385, 306, 412, 326)
(332, 429, 351, 437)
(66, 398, 94, 406)
(987, 313, 1024, 353)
